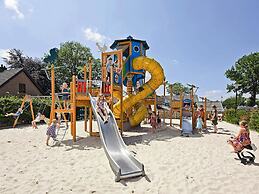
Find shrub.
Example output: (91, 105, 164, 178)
(249, 111, 259, 132)
(223, 109, 250, 125)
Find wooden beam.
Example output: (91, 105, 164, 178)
(50, 65, 55, 125)
(170, 85, 173, 127)
(72, 75, 77, 142)
(13, 95, 27, 128)
(84, 64, 87, 132)
(163, 80, 166, 124)
(180, 93, 183, 129)
(204, 97, 207, 128)
(110, 66, 114, 112)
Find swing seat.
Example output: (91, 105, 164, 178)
(237, 144, 256, 165)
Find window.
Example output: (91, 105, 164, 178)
(133, 45, 140, 53)
(19, 83, 26, 94)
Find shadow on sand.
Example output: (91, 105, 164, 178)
(59, 136, 102, 151)
(123, 126, 182, 146)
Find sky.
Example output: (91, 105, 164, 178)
(0, 0, 258, 100)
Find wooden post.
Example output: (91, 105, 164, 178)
(154, 93, 157, 113)
(204, 97, 207, 128)
(169, 85, 173, 127)
(180, 93, 183, 129)
(30, 99, 35, 121)
(110, 66, 114, 111)
(70, 82, 73, 136)
(120, 51, 123, 135)
(72, 75, 77, 142)
(83, 64, 87, 131)
(13, 95, 27, 128)
(89, 107, 93, 135)
(89, 58, 93, 136)
(163, 80, 166, 124)
(191, 87, 195, 130)
(50, 65, 55, 125)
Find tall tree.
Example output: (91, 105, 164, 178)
(44, 41, 101, 87)
(225, 52, 259, 106)
(3, 49, 24, 68)
(166, 82, 190, 95)
(3, 49, 50, 94)
(222, 96, 246, 109)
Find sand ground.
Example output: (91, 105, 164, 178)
(0, 119, 259, 194)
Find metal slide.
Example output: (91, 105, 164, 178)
(89, 95, 145, 182)
(181, 118, 193, 135)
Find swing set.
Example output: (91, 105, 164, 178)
(12, 95, 51, 128)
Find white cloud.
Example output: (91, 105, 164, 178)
(0, 49, 10, 59)
(199, 90, 229, 101)
(4, 0, 24, 19)
(172, 59, 179, 65)
(83, 28, 107, 43)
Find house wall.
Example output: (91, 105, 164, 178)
(0, 71, 43, 96)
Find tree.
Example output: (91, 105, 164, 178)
(44, 41, 101, 87)
(222, 96, 246, 109)
(166, 82, 190, 95)
(225, 52, 259, 106)
(3, 49, 24, 68)
(3, 49, 50, 94)
(0, 64, 7, 72)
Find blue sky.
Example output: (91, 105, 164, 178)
(0, 0, 258, 100)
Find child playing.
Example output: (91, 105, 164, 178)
(150, 111, 157, 133)
(31, 113, 49, 129)
(5, 108, 23, 118)
(46, 119, 59, 146)
(61, 82, 70, 109)
(96, 94, 109, 123)
(227, 120, 251, 153)
(157, 111, 161, 127)
(196, 115, 203, 133)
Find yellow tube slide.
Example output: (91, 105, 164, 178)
(113, 56, 165, 127)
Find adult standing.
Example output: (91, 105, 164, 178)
(211, 105, 218, 133)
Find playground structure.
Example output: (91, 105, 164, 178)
(48, 36, 164, 142)
(161, 84, 207, 134)
(46, 36, 164, 180)
(49, 58, 100, 141)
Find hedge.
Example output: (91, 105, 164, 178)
(223, 109, 250, 125)
(249, 111, 259, 132)
(224, 108, 259, 132)
(0, 96, 51, 128)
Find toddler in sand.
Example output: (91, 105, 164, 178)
(150, 111, 157, 133)
(196, 115, 203, 133)
(227, 120, 251, 153)
(46, 119, 59, 146)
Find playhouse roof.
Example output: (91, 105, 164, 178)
(110, 36, 149, 50)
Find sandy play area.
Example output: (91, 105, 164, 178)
(0, 120, 259, 194)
